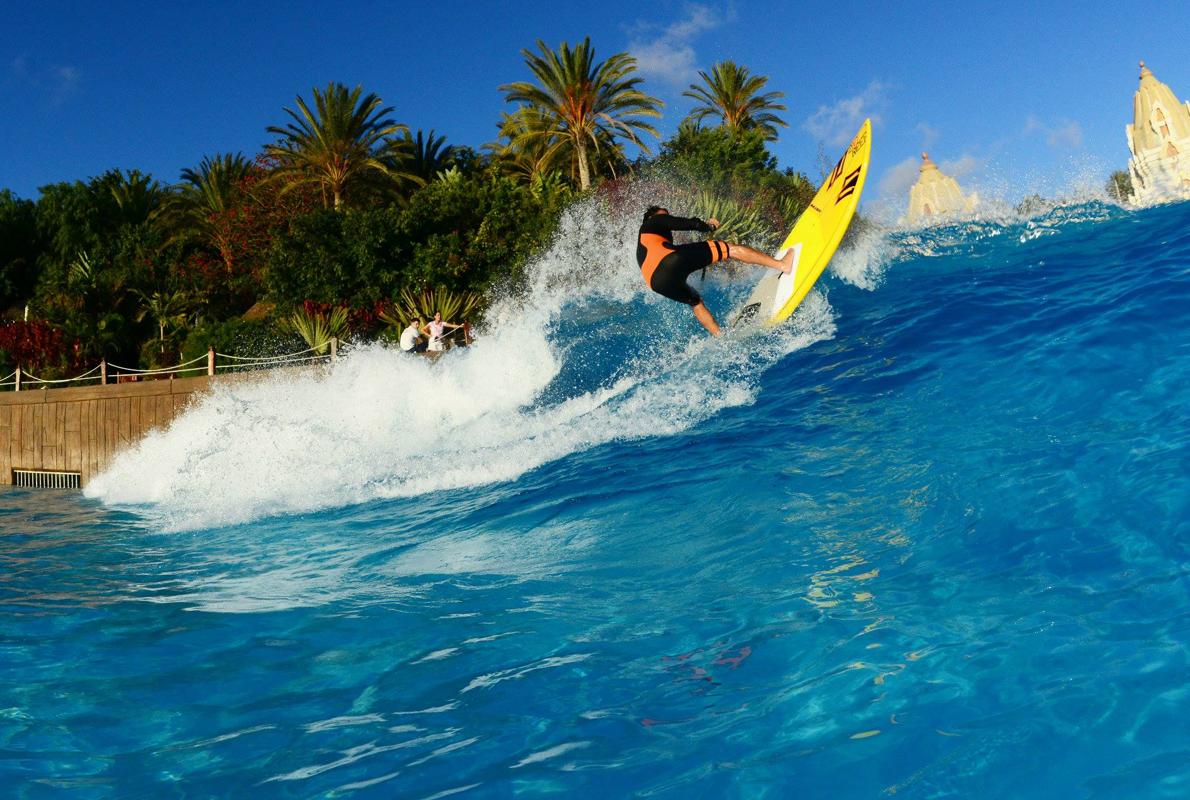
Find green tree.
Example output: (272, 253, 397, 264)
(488, 108, 567, 184)
(158, 153, 254, 272)
(500, 38, 662, 190)
(266, 207, 410, 309)
(399, 172, 560, 292)
(32, 170, 166, 363)
(652, 124, 815, 237)
(683, 61, 788, 141)
(265, 82, 418, 209)
(1106, 170, 1133, 203)
(0, 191, 41, 313)
(403, 129, 457, 183)
(108, 170, 164, 225)
(658, 122, 776, 184)
(134, 287, 190, 348)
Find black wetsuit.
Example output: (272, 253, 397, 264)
(637, 214, 729, 306)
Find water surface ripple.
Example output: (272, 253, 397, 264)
(2, 200, 1189, 797)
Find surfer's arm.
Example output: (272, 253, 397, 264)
(660, 216, 715, 233)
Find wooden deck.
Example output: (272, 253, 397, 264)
(0, 375, 212, 487)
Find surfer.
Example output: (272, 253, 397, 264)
(637, 206, 795, 336)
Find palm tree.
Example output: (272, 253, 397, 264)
(134, 288, 190, 349)
(500, 38, 662, 190)
(487, 107, 567, 183)
(158, 153, 254, 272)
(683, 61, 788, 141)
(401, 129, 457, 183)
(266, 82, 417, 209)
(108, 170, 164, 226)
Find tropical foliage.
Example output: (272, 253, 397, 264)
(683, 61, 788, 141)
(1106, 170, 1133, 203)
(500, 38, 662, 190)
(380, 287, 485, 332)
(285, 305, 349, 354)
(157, 152, 254, 272)
(1, 40, 816, 380)
(0, 190, 40, 312)
(266, 82, 418, 209)
(403, 129, 457, 183)
(687, 191, 772, 248)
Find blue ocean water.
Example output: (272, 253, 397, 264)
(2, 198, 1189, 798)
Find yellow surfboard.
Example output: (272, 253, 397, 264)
(733, 119, 872, 327)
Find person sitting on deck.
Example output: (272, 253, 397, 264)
(400, 318, 428, 353)
(422, 311, 463, 353)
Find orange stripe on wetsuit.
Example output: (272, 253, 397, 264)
(639, 232, 675, 285)
(636, 213, 729, 286)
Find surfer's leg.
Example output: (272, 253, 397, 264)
(692, 302, 722, 337)
(725, 243, 796, 274)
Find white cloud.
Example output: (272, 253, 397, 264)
(6, 55, 80, 105)
(878, 156, 920, 198)
(1024, 115, 1083, 149)
(940, 153, 985, 178)
(877, 152, 987, 200)
(629, 5, 722, 88)
(915, 121, 939, 149)
(56, 66, 80, 87)
(802, 81, 888, 146)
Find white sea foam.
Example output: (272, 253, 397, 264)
(86, 192, 838, 531)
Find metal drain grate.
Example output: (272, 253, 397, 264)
(12, 469, 82, 489)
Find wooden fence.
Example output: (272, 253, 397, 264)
(0, 375, 212, 487)
(0, 341, 342, 488)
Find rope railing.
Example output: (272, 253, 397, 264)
(215, 345, 323, 363)
(1, 339, 345, 393)
(216, 354, 331, 371)
(105, 353, 209, 376)
(1, 329, 473, 393)
(19, 363, 105, 386)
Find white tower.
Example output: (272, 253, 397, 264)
(907, 153, 979, 224)
(1126, 61, 1190, 203)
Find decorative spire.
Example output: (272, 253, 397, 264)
(920, 152, 937, 172)
(1126, 59, 1190, 202)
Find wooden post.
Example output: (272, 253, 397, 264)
(208, 348, 215, 376)
(330, 337, 338, 360)
(14, 366, 20, 392)
(100, 359, 107, 386)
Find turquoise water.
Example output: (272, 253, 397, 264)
(2, 198, 1189, 797)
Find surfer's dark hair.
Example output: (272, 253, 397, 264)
(643, 205, 665, 222)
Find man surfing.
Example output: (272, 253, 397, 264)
(637, 206, 795, 336)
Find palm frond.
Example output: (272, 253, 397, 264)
(682, 61, 788, 141)
(285, 306, 349, 354)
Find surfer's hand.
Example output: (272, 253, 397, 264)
(707, 218, 720, 230)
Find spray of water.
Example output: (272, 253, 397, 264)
(94, 171, 1126, 532)
(87, 189, 851, 531)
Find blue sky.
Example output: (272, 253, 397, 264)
(3, 0, 1188, 209)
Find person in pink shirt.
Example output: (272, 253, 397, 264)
(421, 311, 463, 352)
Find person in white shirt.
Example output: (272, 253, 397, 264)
(400, 318, 427, 353)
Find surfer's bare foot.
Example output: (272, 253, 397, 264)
(780, 248, 796, 274)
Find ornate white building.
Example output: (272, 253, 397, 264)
(1126, 61, 1190, 203)
(906, 153, 978, 224)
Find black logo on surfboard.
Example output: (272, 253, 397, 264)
(835, 166, 862, 204)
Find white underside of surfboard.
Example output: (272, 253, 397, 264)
(770, 243, 802, 312)
(731, 243, 801, 328)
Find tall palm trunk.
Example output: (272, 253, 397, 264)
(575, 137, 590, 190)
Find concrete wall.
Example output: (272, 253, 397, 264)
(0, 376, 212, 486)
